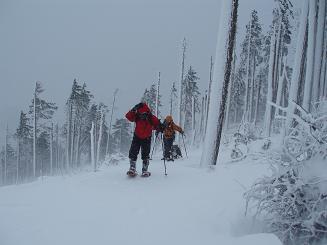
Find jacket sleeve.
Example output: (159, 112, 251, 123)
(173, 123, 183, 133)
(151, 115, 160, 130)
(125, 110, 136, 122)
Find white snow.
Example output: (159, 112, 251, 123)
(0, 152, 281, 245)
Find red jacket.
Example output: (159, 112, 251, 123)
(125, 103, 160, 139)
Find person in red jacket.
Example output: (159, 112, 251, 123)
(125, 102, 160, 177)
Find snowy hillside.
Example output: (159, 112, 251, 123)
(0, 152, 281, 245)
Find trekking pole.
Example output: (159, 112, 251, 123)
(161, 135, 167, 176)
(181, 133, 188, 158)
(150, 133, 159, 160)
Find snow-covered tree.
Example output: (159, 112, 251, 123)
(141, 83, 162, 116)
(66, 80, 93, 169)
(29, 82, 57, 177)
(15, 111, 32, 182)
(169, 82, 178, 116)
(182, 66, 201, 135)
(111, 118, 132, 155)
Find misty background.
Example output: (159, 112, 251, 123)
(0, 0, 301, 143)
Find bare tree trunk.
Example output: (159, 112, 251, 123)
(106, 89, 118, 156)
(303, 0, 317, 111)
(66, 102, 72, 170)
(313, 0, 326, 103)
(199, 96, 205, 140)
(275, 58, 286, 118)
(169, 83, 174, 116)
(96, 110, 104, 165)
(225, 51, 236, 129)
(204, 57, 214, 140)
(155, 72, 160, 118)
(4, 125, 8, 184)
(254, 76, 262, 125)
(264, 25, 277, 137)
(191, 96, 196, 146)
(286, 0, 309, 131)
(56, 124, 59, 174)
(244, 20, 252, 122)
(70, 120, 75, 168)
(75, 126, 81, 167)
(90, 122, 95, 171)
(249, 55, 256, 121)
(16, 137, 19, 184)
(320, 15, 327, 99)
(33, 84, 37, 178)
(201, 0, 238, 166)
(50, 123, 53, 175)
(177, 38, 186, 143)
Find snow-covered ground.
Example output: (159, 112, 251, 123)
(0, 151, 281, 245)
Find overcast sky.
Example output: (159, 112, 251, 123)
(0, 0, 302, 144)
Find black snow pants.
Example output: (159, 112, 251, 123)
(163, 136, 174, 159)
(129, 134, 152, 162)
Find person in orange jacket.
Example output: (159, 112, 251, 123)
(159, 115, 184, 161)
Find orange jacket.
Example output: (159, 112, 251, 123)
(162, 119, 183, 139)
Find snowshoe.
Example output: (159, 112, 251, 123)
(126, 168, 137, 177)
(141, 171, 151, 178)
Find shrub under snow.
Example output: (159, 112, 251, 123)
(245, 101, 327, 245)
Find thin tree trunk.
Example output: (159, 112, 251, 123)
(66, 102, 72, 170)
(199, 96, 204, 139)
(106, 89, 118, 156)
(177, 38, 186, 143)
(56, 124, 59, 174)
(4, 125, 8, 184)
(33, 85, 37, 178)
(70, 120, 75, 168)
(264, 25, 277, 137)
(275, 58, 286, 118)
(16, 138, 20, 184)
(75, 126, 81, 167)
(191, 96, 196, 146)
(96, 110, 104, 165)
(90, 122, 96, 171)
(155, 72, 160, 118)
(169, 83, 174, 116)
(225, 51, 236, 129)
(249, 55, 256, 121)
(320, 14, 327, 99)
(244, 22, 252, 122)
(50, 123, 53, 175)
(254, 76, 262, 125)
(204, 57, 214, 140)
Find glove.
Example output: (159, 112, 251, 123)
(131, 103, 143, 112)
(158, 122, 165, 133)
(180, 130, 184, 135)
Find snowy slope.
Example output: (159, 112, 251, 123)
(0, 152, 281, 245)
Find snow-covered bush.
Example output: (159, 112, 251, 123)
(245, 101, 327, 245)
(284, 101, 327, 162)
(245, 168, 327, 245)
(238, 121, 262, 142)
(228, 121, 262, 161)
